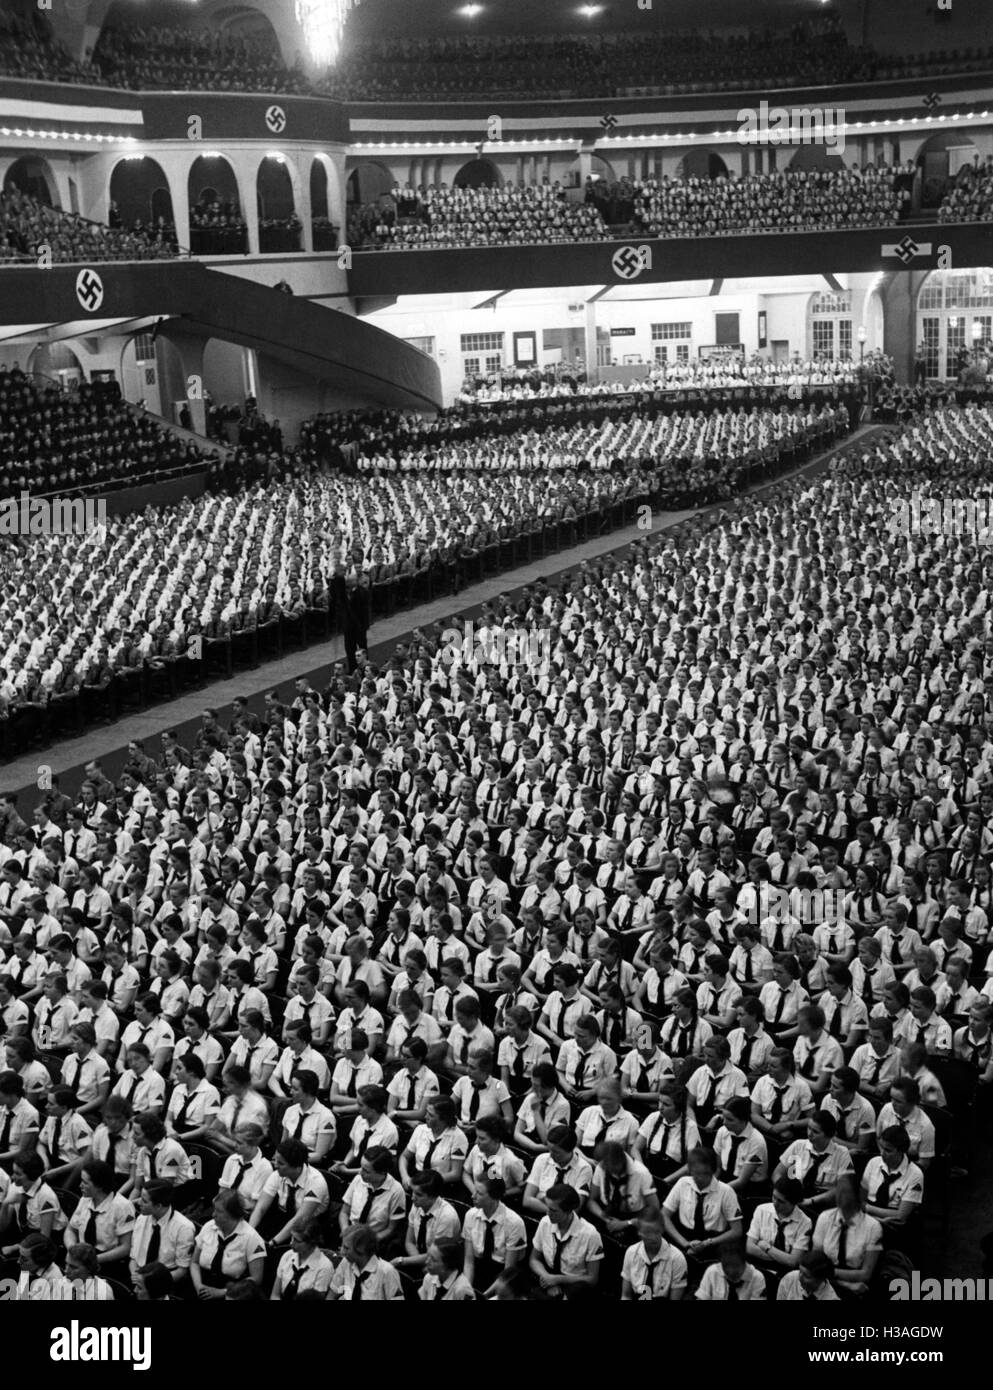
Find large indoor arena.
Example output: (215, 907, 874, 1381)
(1, 0, 992, 1356)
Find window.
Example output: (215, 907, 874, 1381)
(651, 322, 692, 340)
(463, 357, 480, 377)
(653, 343, 691, 365)
(812, 321, 834, 357)
(921, 317, 940, 378)
(917, 269, 993, 376)
(132, 333, 156, 363)
(460, 332, 504, 353)
(810, 291, 852, 315)
(404, 336, 435, 357)
(808, 292, 852, 360)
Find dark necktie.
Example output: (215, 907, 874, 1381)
(800, 1045, 818, 1080)
(727, 1277, 743, 1301)
(469, 1082, 485, 1122)
(829, 1003, 845, 1040)
(769, 1085, 787, 1125)
(147, 1220, 162, 1263)
(283, 1262, 304, 1301)
(771, 983, 791, 1024)
(233, 1159, 252, 1190)
(81, 1199, 101, 1247)
(741, 951, 754, 984)
(802, 1150, 830, 1196)
(692, 1189, 707, 1240)
(49, 1117, 63, 1163)
(738, 1036, 755, 1072)
(890, 935, 903, 966)
(513, 1046, 527, 1080)
(293, 1109, 307, 1142)
(285, 1184, 298, 1218)
(64, 1057, 80, 1096)
(555, 997, 575, 1037)
(773, 1217, 788, 1252)
(482, 1218, 497, 1262)
(210, 1232, 236, 1278)
(416, 1211, 432, 1254)
(874, 1170, 894, 1208)
(358, 1186, 377, 1224)
(697, 1073, 718, 1127)
(346, 1065, 359, 1099)
(868, 1054, 885, 1086)
(405, 1074, 418, 1110)
(721, 1135, 744, 1182)
(173, 1092, 193, 1133)
(550, 1233, 570, 1274)
(836, 1219, 849, 1269)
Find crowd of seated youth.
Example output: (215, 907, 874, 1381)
(0, 367, 209, 501)
(320, 23, 993, 101)
(459, 356, 875, 405)
(3, 7, 992, 104)
(89, 24, 308, 95)
(938, 156, 993, 224)
(0, 464, 637, 710)
(1, 400, 993, 1298)
(352, 166, 991, 254)
(628, 168, 905, 239)
(359, 185, 609, 252)
(0, 188, 179, 266)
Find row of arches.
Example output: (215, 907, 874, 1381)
(2, 125, 984, 254)
(347, 128, 984, 206)
(2, 151, 338, 254)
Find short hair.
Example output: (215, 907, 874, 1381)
(137, 1262, 174, 1299)
(357, 1084, 388, 1114)
(81, 1159, 115, 1193)
(276, 1138, 309, 1169)
(878, 1123, 911, 1155)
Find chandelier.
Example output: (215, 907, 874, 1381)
(295, 0, 361, 67)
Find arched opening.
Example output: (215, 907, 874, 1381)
(257, 155, 300, 253)
(915, 130, 980, 210)
(453, 158, 501, 190)
(3, 156, 59, 207)
(807, 289, 854, 361)
(27, 342, 83, 390)
(787, 146, 847, 173)
(565, 154, 618, 191)
(109, 156, 174, 240)
(119, 330, 163, 415)
(917, 267, 993, 380)
(310, 158, 337, 250)
(346, 160, 395, 208)
(203, 337, 258, 439)
(677, 149, 729, 181)
(188, 154, 246, 255)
